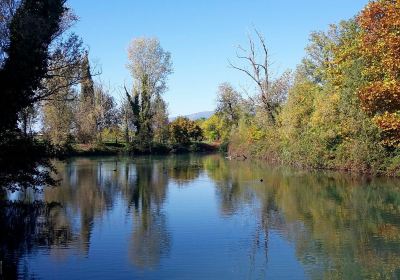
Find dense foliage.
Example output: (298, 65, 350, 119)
(222, 0, 400, 175)
(169, 117, 203, 145)
(357, 0, 400, 147)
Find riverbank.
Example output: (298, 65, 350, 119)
(228, 144, 400, 178)
(59, 142, 220, 157)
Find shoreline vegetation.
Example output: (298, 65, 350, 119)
(205, 1, 400, 178)
(0, 0, 399, 191)
(58, 141, 220, 157)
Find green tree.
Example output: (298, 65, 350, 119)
(201, 114, 223, 142)
(152, 96, 169, 144)
(125, 37, 173, 150)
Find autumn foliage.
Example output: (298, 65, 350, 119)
(357, 0, 400, 147)
(224, 0, 400, 175)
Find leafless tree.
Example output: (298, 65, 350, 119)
(229, 29, 292, 124)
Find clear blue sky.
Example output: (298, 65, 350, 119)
(68, 0, 369, 117)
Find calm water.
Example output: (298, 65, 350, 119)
(1, 154, 400, 280)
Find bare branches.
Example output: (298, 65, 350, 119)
(228, 59, 263, 89)
(254, 29, 269, 91)
(229, 28, 291, 124)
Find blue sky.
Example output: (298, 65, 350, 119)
(68, 0, 369, 117)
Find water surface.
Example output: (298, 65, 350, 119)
(1, 154, 400, 279)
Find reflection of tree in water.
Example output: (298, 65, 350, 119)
(204, 155, 271, 273)
(205, 154, 400, 279)
(0, 157, 121, 278)
(0, 157, 173, 276)
(45, 159, 116, 255)
(0, 157, 124, 275)
(166, 155, 202, 186)
(0, 201, 73, 279)
(270, 173, 400, 279)
(126, 160, 171, 268)
(130, 211, 170, 269)
(204, 155, 260, 216)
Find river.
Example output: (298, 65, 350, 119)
(1, 154, 400, 279)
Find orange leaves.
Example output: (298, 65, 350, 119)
(359, 80, 400, 114)
(373, 112, 400, 147)
(357, 0, 400, 147)
(357, 0, 400, 77)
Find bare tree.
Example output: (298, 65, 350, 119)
(229, 29, 291, 124)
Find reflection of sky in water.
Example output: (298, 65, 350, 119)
(1, 154, 399, 279)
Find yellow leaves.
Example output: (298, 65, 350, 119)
(373, 112, 400, 147)
(310, 91, 340, 129)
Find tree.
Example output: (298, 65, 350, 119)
(127, 37, 172, 99)
(0, 0, 18, 67)
(75, 52, 97, 143)
(0, 0, 73, 189)
(229, 30, 292, 124)
(42, 55, 78, 147)
(169, 117, 203, 145)
(0, 0, 66, 132)
(300, 28, 338, 84)
(18, 104, 39, 137)
(201, 114, 223, 142)
(152, 96, 169, 144)
(42, 85, 75, 146)
(357, 0, 400, 147)
(93, 83, 119, 142)
(41, 35, 85, 147)
(121, 98, 135, 143)
(125, 37, 173, 149)
(216, 83, 242, 127)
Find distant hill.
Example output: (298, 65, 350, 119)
(170, 111, 214, 121)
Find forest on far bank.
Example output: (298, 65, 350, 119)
(0, 0, 399, 191)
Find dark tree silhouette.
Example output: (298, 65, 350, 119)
(0, 0, 82, 190)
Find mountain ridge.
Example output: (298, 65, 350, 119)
(170, 111, 214, 121)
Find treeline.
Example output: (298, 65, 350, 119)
(3, 10, 207, 155)
(201, 0, 400, 176)
(39, 37, 206, 154)
(0, 0, 209, 189)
